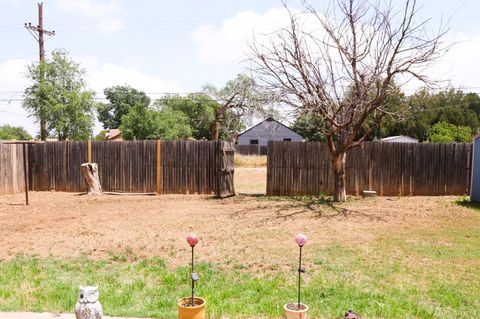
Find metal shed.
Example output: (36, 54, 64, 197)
(470, 135, 480, 202)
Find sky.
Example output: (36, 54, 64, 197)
(1, 0, 480, 137)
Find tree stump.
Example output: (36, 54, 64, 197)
(81, 163, 103, 195)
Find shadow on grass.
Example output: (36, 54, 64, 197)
(454, 196, 480, 211)
(233, 194, 384, 223)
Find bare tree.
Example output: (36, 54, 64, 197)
(203, 74, 271, 141)
(250, 0, 447, 201)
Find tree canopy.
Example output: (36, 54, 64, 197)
(293, 87, 480, 143)
(97, 85, 151, 129)
(292, 113, 326, 142)
(154, 94, 218, 140)
(378, 88, 478, 141)
(428, 121, 472, 143)
(120, 104, 192, 140)
(0, 125, 32, 141)
(23, 49, 95, 141)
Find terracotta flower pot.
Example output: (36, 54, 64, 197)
(178, 297, 206, 319)
(284, 303, 309, 319)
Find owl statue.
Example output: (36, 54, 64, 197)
(75, 285, 103, 319)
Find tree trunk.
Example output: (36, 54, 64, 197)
(332, 152, 347, 202)
(210, 120, 221, 141)
(81, 163, 103, 195)
(210, 107, 227, 141)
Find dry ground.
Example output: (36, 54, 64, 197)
(1, 188, 478, 272)
(234, 167, 266, 194)
(1, 167, 479, 318)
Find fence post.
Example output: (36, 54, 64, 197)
(87, 139, 92, 163)
(156, 140, 162, 194)
(216, 141, 221, 197)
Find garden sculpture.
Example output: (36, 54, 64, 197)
(75, 285, 103, 319)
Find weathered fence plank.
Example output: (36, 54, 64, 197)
(0, 144, 25, 194)
(267, 141, 472, 196)
(16, 140, 231, 195)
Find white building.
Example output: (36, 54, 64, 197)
(237, 118, 303, 146)
(381, 135, 419, 143)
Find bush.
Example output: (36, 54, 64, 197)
(428, 121, 472, 143)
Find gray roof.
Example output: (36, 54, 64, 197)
(381, 135, 419, 143)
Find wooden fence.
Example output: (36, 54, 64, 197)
(25, 140, 234, 196)
(235, 144, 268, 156)
(0, 144, 25, 194)
(267, 141, 472, 196)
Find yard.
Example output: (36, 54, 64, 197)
(0, 168, 479, 318)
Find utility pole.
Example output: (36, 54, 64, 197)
(25, 2, 55, 141)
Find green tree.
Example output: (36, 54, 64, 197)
(95, 130, 108, 140)
(292, 113, 326, 141)
(292, 83, 407, 142)
(23, 49, 95, 140)
(466, 92, 480, 116)
(428, 121, 472, 143)
(120, 104, 192, 140)
(0, 125, 32, 140)
(154, 94, 218, 140)
(97, 85, 151, 129)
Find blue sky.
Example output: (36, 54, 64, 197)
(1, 0, 480, 136)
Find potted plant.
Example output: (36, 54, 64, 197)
(284, 233, 309, 319)
(178, 233, 206, 319)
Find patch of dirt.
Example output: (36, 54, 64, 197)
(234, 167, 266, 194)
(1, 188, 477, 273)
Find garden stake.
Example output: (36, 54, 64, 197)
(285, 234, 308, 319)
(298, 245, 302, 308)
(178, 233, 205, 319)
(186, 234, 199, 307)
(294, 233, 307, 310)
(191, 245, 194, 307)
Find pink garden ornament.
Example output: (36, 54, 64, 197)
(187, 234, 199, 247)
(295, 233, 307, 247)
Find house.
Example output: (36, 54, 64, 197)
(106, 128, 122, 141)
(381, 135, 418, 143)
(237, 118, 303, 146)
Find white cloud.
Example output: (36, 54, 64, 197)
(79, 57, 182, 94)
(191, 8, 292, 65)
(193, 8, 480, 95)
(55, 0, 126, 33)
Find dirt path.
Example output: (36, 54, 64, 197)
(234, 167, 266, 194)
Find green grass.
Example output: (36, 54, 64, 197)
(1, 197, 479, 318)
(454, 195, 480, 211)
(1, 232, 479, 319)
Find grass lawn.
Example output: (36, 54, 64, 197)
(0, 192, 479, 318)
